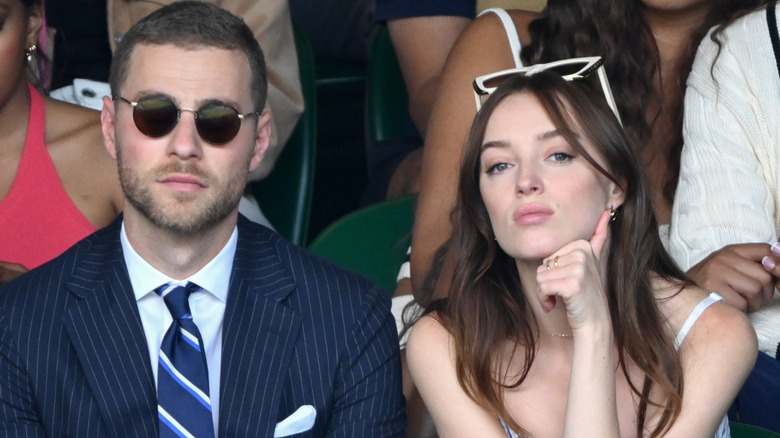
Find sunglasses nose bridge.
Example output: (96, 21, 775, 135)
(165, 110, 206, 160)
(173, 107, 202, 139)
(178, 107, 198, 121)
(158, 108, 200, 152)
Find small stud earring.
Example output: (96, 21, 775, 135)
(608, 205, 617, 222)
(25, 44, 37, 62)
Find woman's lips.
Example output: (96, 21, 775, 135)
(513, 204, 554, 225)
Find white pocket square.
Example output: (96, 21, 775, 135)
(273, 405, 316, 437)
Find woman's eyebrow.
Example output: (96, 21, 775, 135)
(481, 139, 509, 152)
(481, 129, 565, 151)
(536, 129, 561, 141)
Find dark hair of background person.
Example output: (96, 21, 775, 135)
(46, 0, 112, 90)
(438, 72, 691, 437)
(108, 1, 268, 111)
(521, 0, 774, 206)
(19, 0, 41, 16)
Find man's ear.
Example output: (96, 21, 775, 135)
(101, 96, 119, 160)
(248, 111, 272, 173)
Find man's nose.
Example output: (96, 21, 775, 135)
(165, 109, 203, 160)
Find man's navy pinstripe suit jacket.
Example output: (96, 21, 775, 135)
(0, 215, 406, 437)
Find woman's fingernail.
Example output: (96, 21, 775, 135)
(763, 256, 776, 270)
(772, 242, 780, 256)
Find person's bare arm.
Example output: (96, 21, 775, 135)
(410, 10, 538, 294)
(659, 289, 757, 436)
(407, 315, 509, 437)
(388, 16, 470, 136)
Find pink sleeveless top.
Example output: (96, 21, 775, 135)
(0, 84, 97, 269)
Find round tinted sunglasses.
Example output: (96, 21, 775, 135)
(113, 95, 261, 145)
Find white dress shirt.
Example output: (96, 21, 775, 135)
(121, 222, 236, 435)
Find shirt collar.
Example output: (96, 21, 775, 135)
(120, 221, 237, 303)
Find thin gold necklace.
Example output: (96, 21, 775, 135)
(546, 332, 573, 338)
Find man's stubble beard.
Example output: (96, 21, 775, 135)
(116, 143, 248, 236)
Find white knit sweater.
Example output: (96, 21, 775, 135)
(670, 6, 780, 356)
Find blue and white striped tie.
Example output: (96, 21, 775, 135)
(155, 282, 215, 438)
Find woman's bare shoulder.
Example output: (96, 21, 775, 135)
(433, 8, 540, 122)
(452, 8, 538, 59)
(654, 279, 756, 353)
(468, 8, 538, 41)
(408, 313, 450, 349)
(43, 98, 114, 174)
(43, 97, 123, 226)
(43, 97, 102, 144)
(650, 281, 757, 436)
(406, 313, 514, 437)
(407, 313, 455, 368)
(683, 285, 756, 351)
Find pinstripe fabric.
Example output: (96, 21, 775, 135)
(0, 215, 406, 437)
(0, 220, 156, 437)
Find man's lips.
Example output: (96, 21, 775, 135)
(158, 173, 206, 192)
(513, 204, 554, 225)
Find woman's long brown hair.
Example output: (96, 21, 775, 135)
(441, 72, 691, 437)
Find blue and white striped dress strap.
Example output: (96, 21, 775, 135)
(477, 8, 524, 68)
(674, 292, 724, 350)
(714, 414, 731, 438)
(499, 417, 520, 438)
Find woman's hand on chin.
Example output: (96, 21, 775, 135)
(535, 210, 612, 334)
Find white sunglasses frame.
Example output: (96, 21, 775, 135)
(472, 56, 623, 126)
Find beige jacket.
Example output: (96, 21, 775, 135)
(107, 0, 304, 180)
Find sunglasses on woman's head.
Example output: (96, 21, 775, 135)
(472, 56, 622, 126)
(113, 95, 261, 145)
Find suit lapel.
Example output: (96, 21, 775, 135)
(62, 220, 158, 437)
(219, 219, 302, 437)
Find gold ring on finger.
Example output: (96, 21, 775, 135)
(553, 256, 559, 268)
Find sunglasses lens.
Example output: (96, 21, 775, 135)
(133, 97, 178, 138)
(195, 105, 242, 145)
(122, 96, 250, 144)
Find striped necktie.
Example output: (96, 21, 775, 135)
(155, 282, 216, 438)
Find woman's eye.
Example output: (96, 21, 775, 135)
(549, 152, 574, 163)
(486, 162, 511, 174)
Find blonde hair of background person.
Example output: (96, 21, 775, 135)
(407, 71, 756, 438)
(0, 0, 122, 284)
